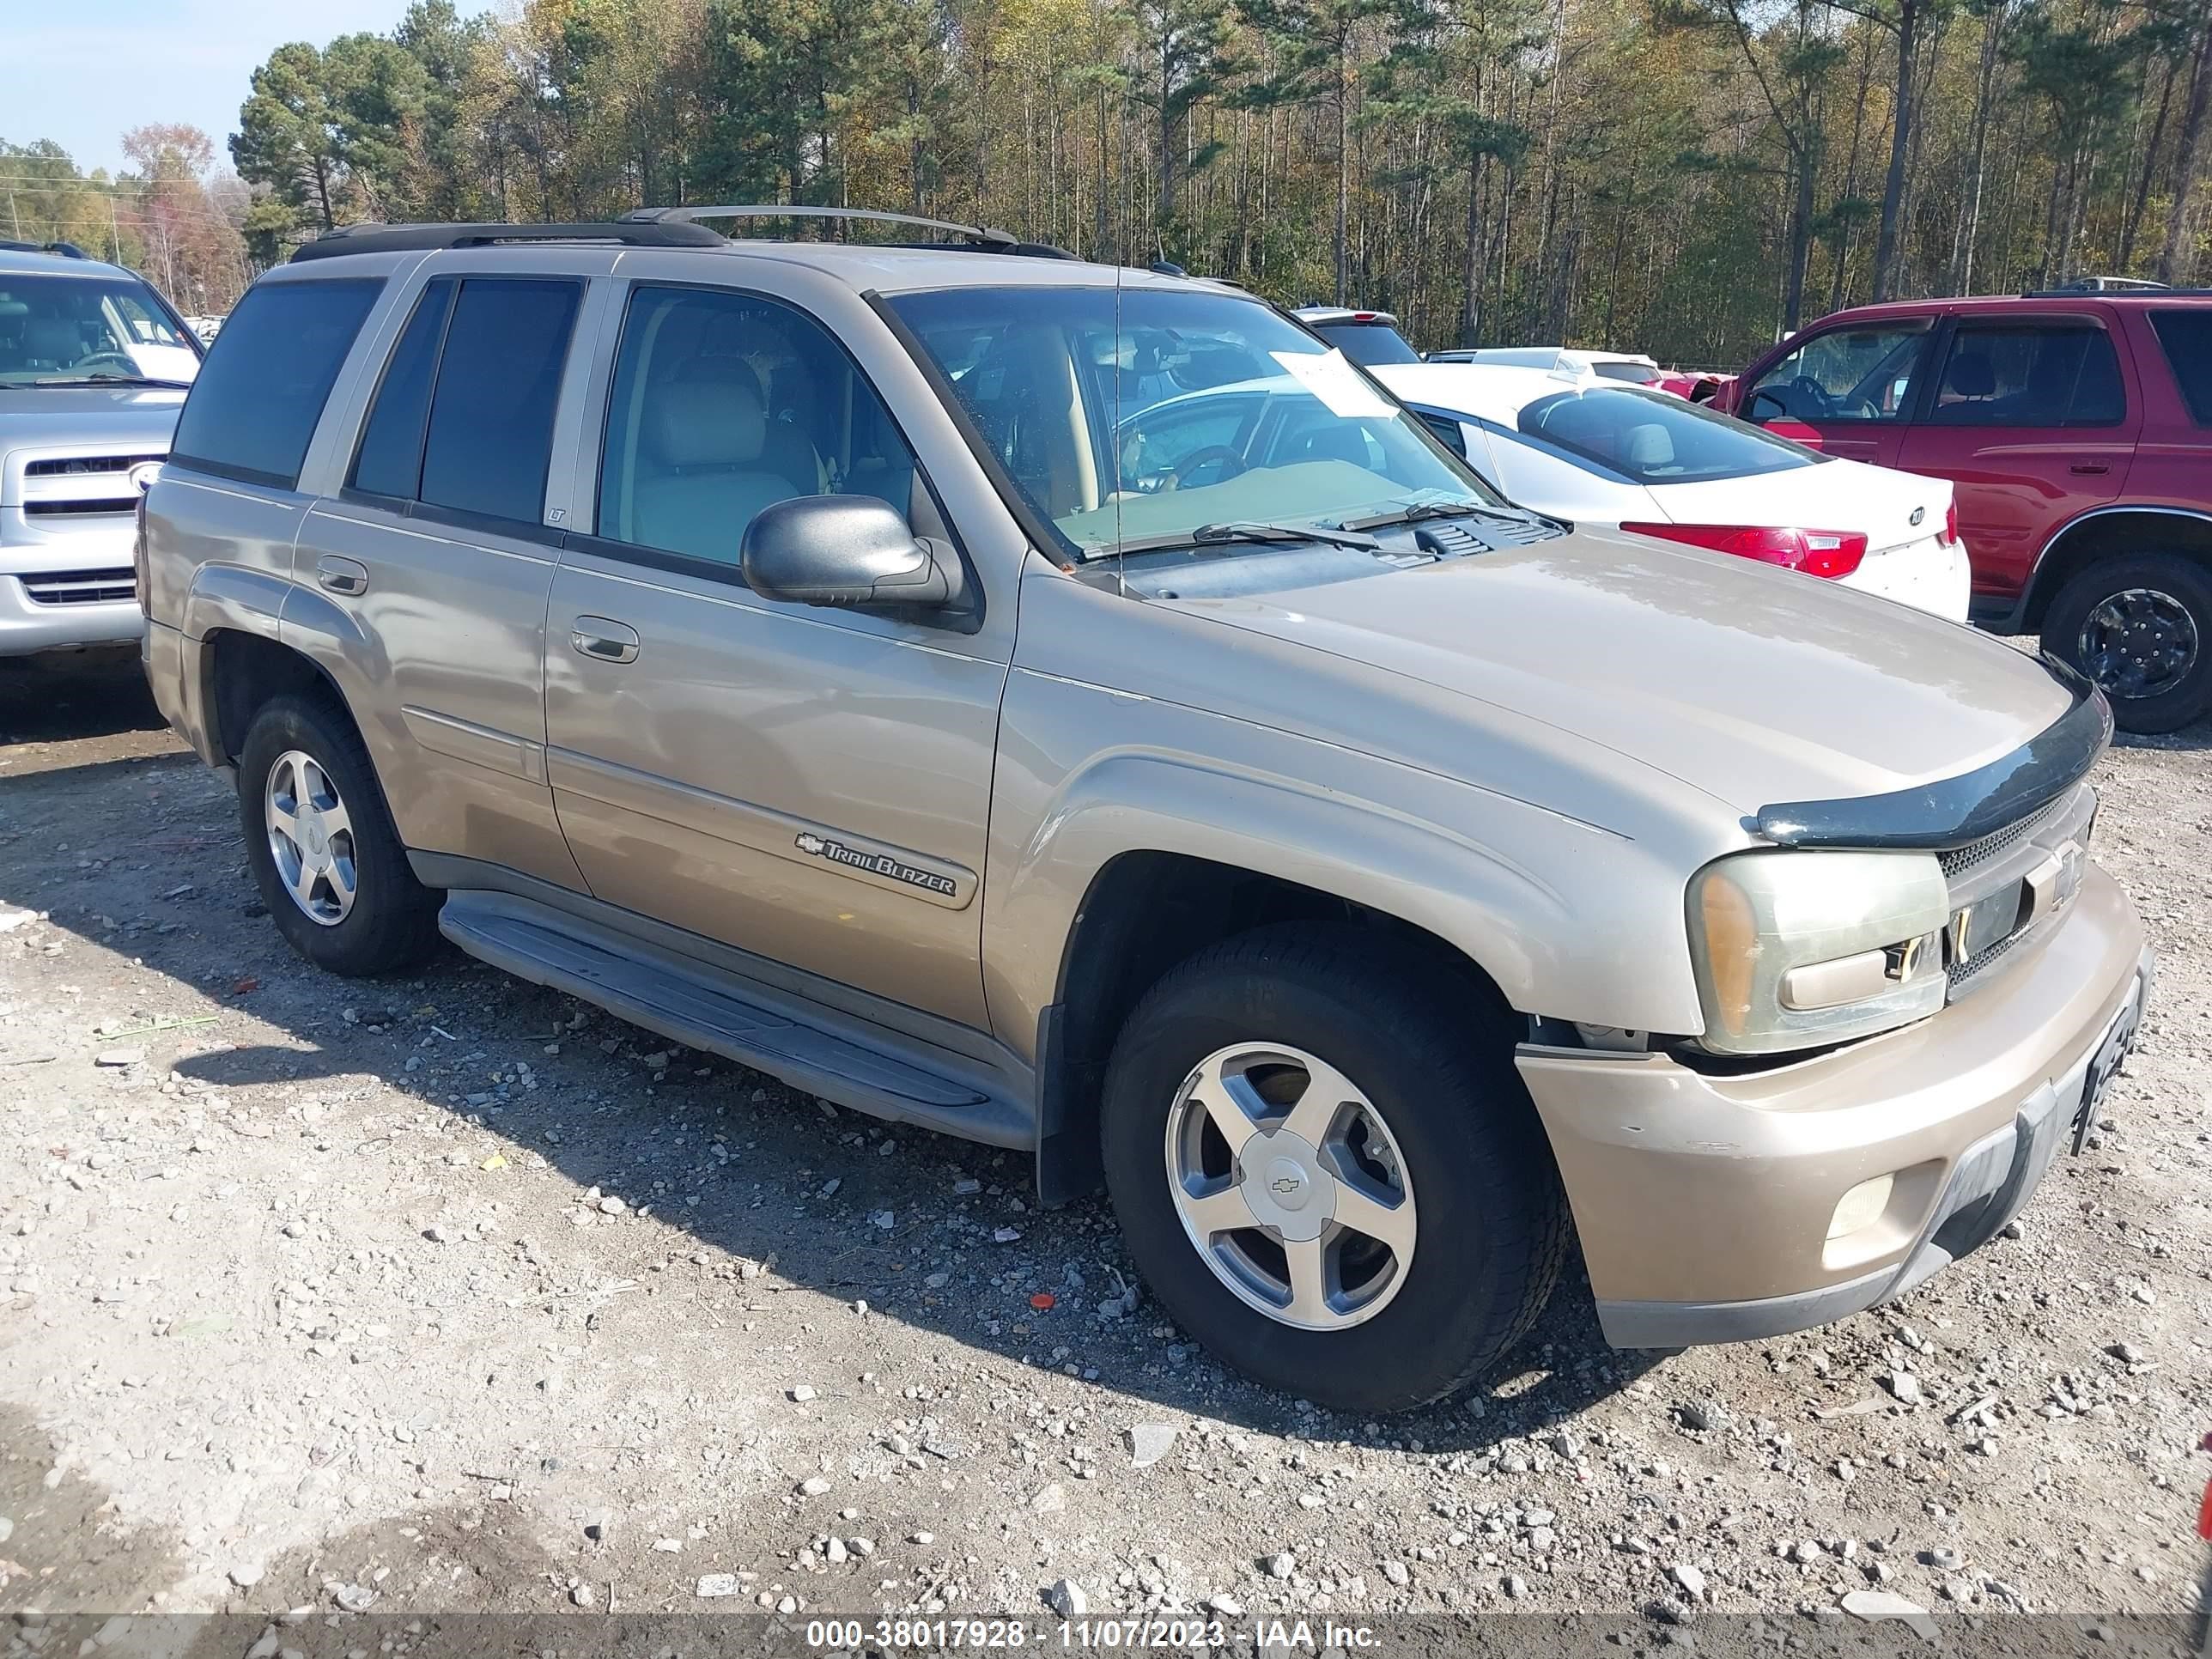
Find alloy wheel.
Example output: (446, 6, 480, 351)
(265, 749, 358, 927)
(1163, 1042, 1417, 1331)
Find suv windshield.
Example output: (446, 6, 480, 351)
(1519, 385, 1821, 484)
(0, 271, 200, 386)
(890, 286, 1500, 558)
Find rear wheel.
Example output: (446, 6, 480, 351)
(2044, 553, 2212, 734)
(237, 692, 441, 976)
(1099, 924, 1567, 1412)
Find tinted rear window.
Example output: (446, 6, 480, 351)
(1519, 386, 1819, 483)
(2150, 309, 2212, 425)
(416, 278, 580, 525)
(1310, 322, 1420, 367)
(349, 280, 454, 500)
(1593, 360, 1662, 385)
(1925, 323, 2124, 426)
(168, 278, 381, 487)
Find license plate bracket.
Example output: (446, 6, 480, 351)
(2071, 981, 2143, 1154)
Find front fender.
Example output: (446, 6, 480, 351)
(981, 672, 1717, 1063)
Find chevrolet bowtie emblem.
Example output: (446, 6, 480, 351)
(1271, 1176, 1302, 1194)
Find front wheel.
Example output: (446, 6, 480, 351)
(237, 692, 441, 976)
(1099, 924, 1567, 1413)
(2043, 553, 2212, 735)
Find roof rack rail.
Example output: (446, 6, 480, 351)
(2022, 276, 2173, 295)
(289, 220, 725, 263)
(0, 238, 89, 259)
(623, 204, 1079, 259)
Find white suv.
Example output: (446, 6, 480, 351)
(0, 243, 200, 654)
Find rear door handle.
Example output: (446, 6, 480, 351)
(315, 556, 368, 596)
(569, 617, 641, 664)
(2070, 462, 2111, 476)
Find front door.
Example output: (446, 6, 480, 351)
(1894, 313, 2137, 604)
(543, 278, 1007, 1028)
(1738, 318, 1935, 467)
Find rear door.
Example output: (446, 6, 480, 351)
(294, 251, 615, 890)
(1894, 310, 2136, 603)
(1737, 317, 1935, 465)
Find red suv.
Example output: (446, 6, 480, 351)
(1718, 295, 2212, 732)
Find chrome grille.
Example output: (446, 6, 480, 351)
(24, 453, 161, 478)
(20, 569, 137, 605)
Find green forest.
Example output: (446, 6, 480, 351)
(4, 0, 2209, 366)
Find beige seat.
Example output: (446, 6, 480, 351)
(630, 380, 798, 566)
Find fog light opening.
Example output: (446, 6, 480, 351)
(1827, 1174, 1895, 1242)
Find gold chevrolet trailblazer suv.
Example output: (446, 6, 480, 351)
(138, 209, 2151, 1412)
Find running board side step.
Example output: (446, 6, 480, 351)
(439, 891, 1032, 1147)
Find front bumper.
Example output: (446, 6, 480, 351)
(1518, 863, 2148, 1347)
(0, 569, 143, 654)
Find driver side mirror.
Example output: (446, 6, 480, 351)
(740, 495, 969, 617)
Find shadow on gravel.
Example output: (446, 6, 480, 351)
(3, 744, 1660, 1457)
(0, 654, 164, 746)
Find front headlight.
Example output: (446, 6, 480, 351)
(1687, 850, 1948, 1055)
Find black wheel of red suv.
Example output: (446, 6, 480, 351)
(2045, 553, 2212, 735)
(237, 692, 441, 976)
(1098, 923, 1568, 1413)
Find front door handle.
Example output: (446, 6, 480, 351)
(569, 617, 641, 665)
(2070, 462, 2111, 476)
(315, 556, 368, 596)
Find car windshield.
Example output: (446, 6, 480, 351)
(1308, 320, 1421, 367)
(0, 272, 200, 386)
(890, 285, 1503, 558)
(1517, 385, 1821, 484)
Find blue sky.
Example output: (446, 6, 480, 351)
(1, 0, 484, 178)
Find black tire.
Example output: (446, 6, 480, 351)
(237, 691, 441, 976)
(1099, 923, 1568, 1412)
(2043, 553, 2212, 735)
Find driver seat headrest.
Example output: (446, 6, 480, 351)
(644, 380, 767, 469)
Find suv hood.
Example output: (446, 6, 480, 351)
(1167, 528, 2073, 816)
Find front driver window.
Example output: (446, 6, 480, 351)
(598, 284, 921, 568)
(1746, 324, 1929, 423)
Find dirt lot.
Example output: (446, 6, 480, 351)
(0, 657, 2204, 1650)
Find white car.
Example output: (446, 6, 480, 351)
(1424, 345, 1668, 387)
(1374, 362, 1972, 621)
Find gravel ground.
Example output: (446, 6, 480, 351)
(0, 658, 2205, 1650)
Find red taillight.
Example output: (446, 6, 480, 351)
(1620, 521, 1869, 580)
(1350, 312, 1376, 321)
(1940, 500, 1960, 547)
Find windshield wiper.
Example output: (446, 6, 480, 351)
(1094, 520, 1382, 559)
(63, 374, 193, 389)
(1336, 500, 1532, 532)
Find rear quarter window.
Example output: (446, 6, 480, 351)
(168, 278, 382, 488)
(2150, 309, 2212, 425)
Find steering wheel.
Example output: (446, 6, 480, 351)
(66, 350, 141, 377)
(1164, 445, 1249, 491)
(1785, 374, 1838, 418)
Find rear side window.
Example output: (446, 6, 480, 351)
(168, 278, 381, 488)
(1925, 323, 2124, 426)
(2150, 310, 2212, 425)
(417, 278, 581, 525)
(1414, 411, 1467, 459)
(349, 280, 454, 500)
